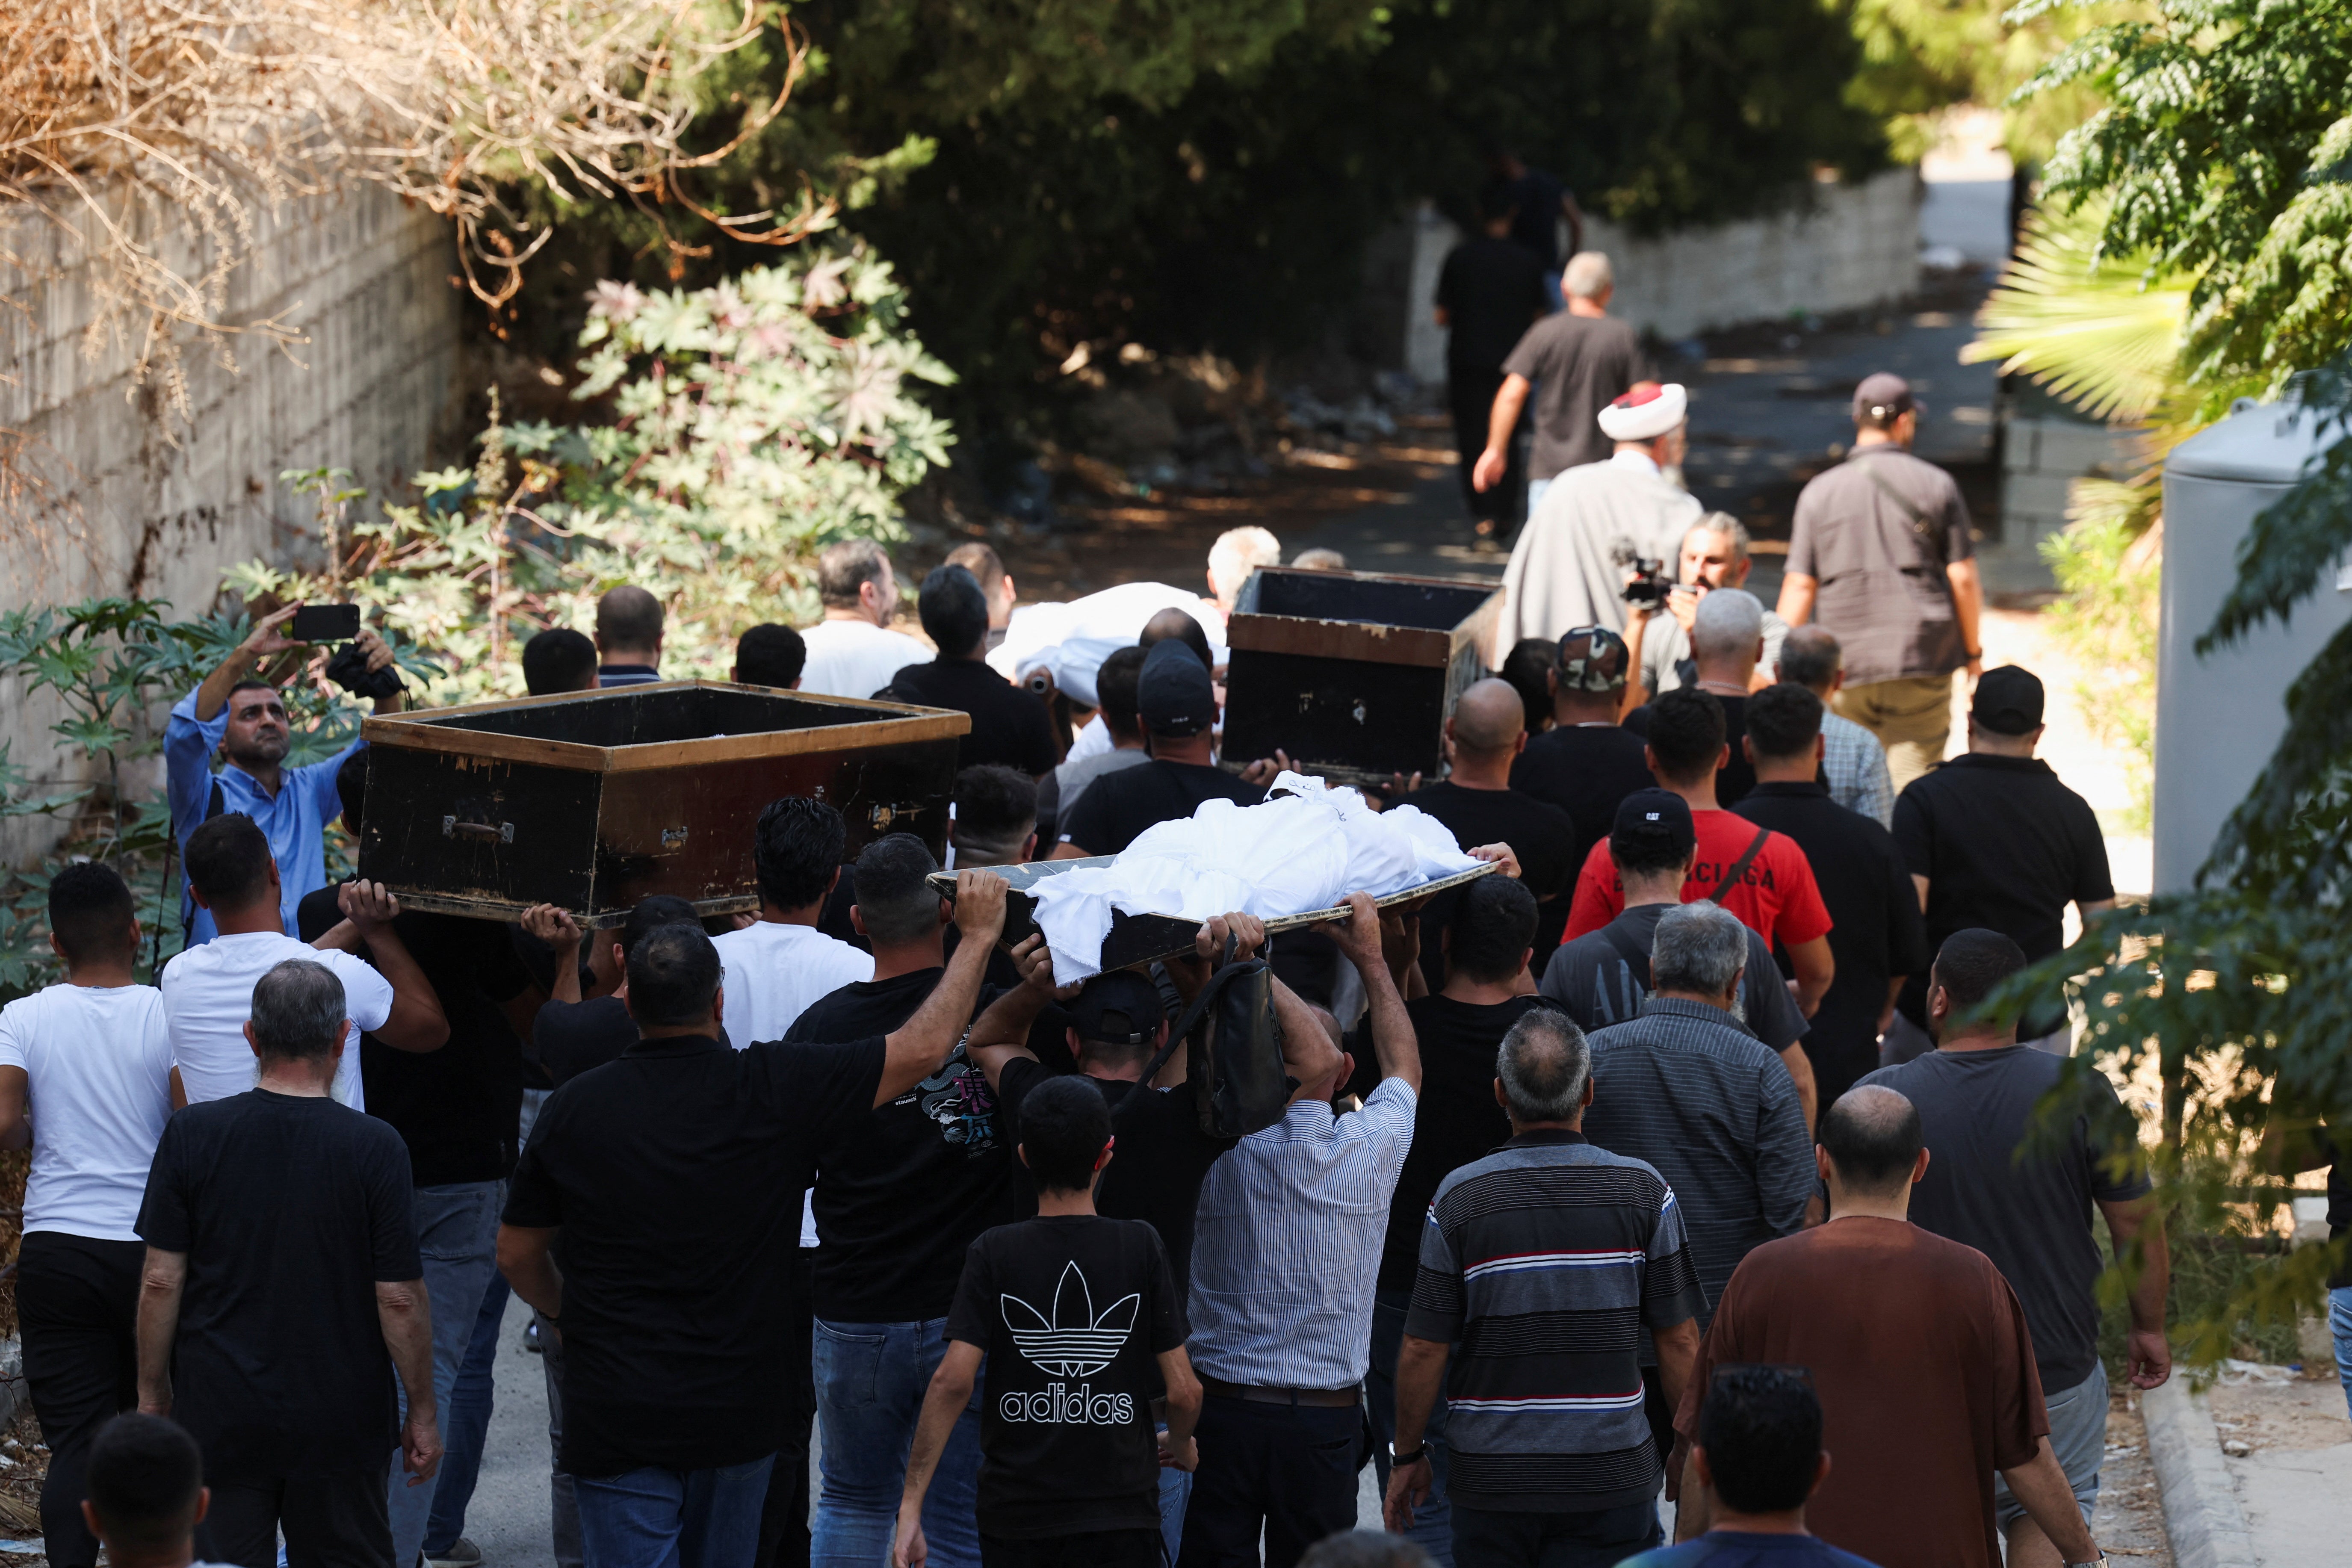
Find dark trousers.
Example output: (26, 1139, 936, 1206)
(754, 1246, 818, 1568)
(1447, 366, 1520, 523)
(198, 1461, 395, 1568)
(1639, 1365, 1677, 1479)
(981, 1529, 1162, 1568)
(1176, 1396, 1359, 1568)
(1449, 1500, 1659, 1568)
(18, 1231, 144, 1568)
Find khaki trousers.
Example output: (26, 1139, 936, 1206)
(1834, 672, 1953, 794)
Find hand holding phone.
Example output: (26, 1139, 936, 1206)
(290, 603, 362, 643)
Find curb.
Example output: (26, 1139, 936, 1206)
(2141, 1376, 2259, 1568)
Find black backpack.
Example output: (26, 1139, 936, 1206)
(1122, 933, 1294, 1140)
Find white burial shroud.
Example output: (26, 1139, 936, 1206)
(1030, 772, 1483, 984)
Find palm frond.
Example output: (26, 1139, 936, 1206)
(1961, 202, 2194, 425)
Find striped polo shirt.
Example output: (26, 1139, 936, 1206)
(1406, 1130, 1704, 1514)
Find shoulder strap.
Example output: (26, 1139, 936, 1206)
(1112, 933, 1241, 1125)
(1854, 452, 1950, 572)
(1708, 827, 1773, 905)
(1599, 920, 1653, 984)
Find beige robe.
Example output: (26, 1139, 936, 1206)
(1498, 452, 1702, 653)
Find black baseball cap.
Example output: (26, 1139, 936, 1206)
(1852, 372, 1916, 425)
(1137, 637, 1217, 737)
(1066, 970, 1166, 1047)
(1610, 788, 1696, 855)
(1971, 665, 2045, 735)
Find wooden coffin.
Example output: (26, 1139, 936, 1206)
(927, 856, 1495, 971)
(358, 681, 966, 926)
(1218, 567, 1503, 787)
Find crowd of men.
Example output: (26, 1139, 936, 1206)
(3, 224, 2288, 1568)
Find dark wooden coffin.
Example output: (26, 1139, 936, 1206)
(927, 856, 1495, 971)
(1218, 567, 1503, 787)
(358, 681, 966, 926)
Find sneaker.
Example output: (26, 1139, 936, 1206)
(427, 1543, 483, 1568)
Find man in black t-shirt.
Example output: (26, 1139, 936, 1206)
(1734, 683, 1929, 1106)
(519, 894, 706, 1084)
(1435, 183, 1549, 531)
(499, 879, 1008, 1568)
(294, 756, 533, 1566)
(1511, 629, 1656, 904)
(1542, 790, 1817, 1123)
(895, 1076, 1199, 1568)
(136, 957, 435, 1568)
(1055, 640, 1265, 858)
(1891, 666, 2115, 1052)
(1353, 875, 1542, 1562)
(784, 835, 1030, 1568)
(884, 565, 1059, 779)
(1404, 678, 1578, 979)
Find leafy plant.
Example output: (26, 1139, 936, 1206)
(231, 246, 953, 705)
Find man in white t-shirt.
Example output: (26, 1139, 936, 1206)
(710, 796, 874, 1564)
(162, 813, 446, 1110)
(798, 539, 931, 700)
(0, 864, 175, 1568)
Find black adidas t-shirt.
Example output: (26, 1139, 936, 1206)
(945, 1215, 1187, 1540)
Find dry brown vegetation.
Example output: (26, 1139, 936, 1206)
(0, 0, 819, 415)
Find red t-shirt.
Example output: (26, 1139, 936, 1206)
(1563, 808, 1833, 949)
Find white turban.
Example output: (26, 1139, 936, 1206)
(1596, 382, 1688, 443)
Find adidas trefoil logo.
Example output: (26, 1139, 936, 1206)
(1002, 1260, 1139, 1377)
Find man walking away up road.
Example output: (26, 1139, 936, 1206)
(1511, 629, 1658, 874)
(1498, 381, 1699, 648)
(892, 1075, 1200, 1568)
(498, 880, 1011, 1568)
(1774, 626, 1894, 827)
(1361, 877, 1542, 1566)
(1491, 147, 1586, 303)
(1, 865, 174, 1568)
(1734, 683, 1928, 1106)
(593, 587, 665, 687)
(137, 959, 439, 1568)
(1477, 253, 1649, 519)
(1778, 373, 1983, 791)
(1862, 930, 2169, 1567)
(1675, 1087, 2103, 1568)
(1888, 666, 2114, 1060)
(1180, 895, 1420, 1568)
(1386, 1008, 1704, 1568)
(1435, 183, 1549, 538)
(1621, 1365, 1883, 1568)
(1580, 901, 1813, 1453)
(1542, 790, 1814, 1114)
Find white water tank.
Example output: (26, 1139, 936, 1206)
(2154, 399, 2347, 892)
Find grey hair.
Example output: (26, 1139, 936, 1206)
(1298, 1532, 1438, 1568)
(1687, 511, 1752, 563)
(249, 959, 349, 1060)
(1652, 903, 1749, 998)
(1563, 251, 1613, 300)
(1496, 1008, 1592, 1122)
(1690, 588, 1765, 663)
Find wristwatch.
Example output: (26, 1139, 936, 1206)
(1390, 1445, 1427, 1466)
(2063, 1555, 2107, 1568)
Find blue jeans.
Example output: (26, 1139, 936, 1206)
(391, 1180, 508, 1567)
(1365, 1288, 1453, 1565)
(423, 1273, 510, 1554)
(810, 1317, 984, 1568)
(576, 1455, 774, 1568)
(1157, 1438, 1191, 1563)
(2332, 1286, 2352, 1423)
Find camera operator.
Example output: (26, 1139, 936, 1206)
(166, 604, 405, 944)
(1621, 514, 1791, 710)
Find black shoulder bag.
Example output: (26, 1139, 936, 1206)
(1117, 933, 1295, 1141)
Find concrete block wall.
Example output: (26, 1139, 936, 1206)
(1989, 411, 2146, 596)
(0, 183, 467, 861)
(1401, 170, 1924, 383)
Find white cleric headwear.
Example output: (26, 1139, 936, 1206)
(1595, 381, 1688, 443)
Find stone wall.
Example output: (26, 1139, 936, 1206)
(0, 183, 466, 858)
(1400, 169, 1924, 383)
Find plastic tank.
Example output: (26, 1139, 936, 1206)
(2154, 400, 2346, 892)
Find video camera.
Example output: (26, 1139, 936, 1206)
(1617, 554, 1673, 608)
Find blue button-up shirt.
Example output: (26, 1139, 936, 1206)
(165, 690, 364, 943)
(1185, 1078, 1417, 1388)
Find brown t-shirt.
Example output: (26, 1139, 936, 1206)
(1501, 313, 1653, 478)
(1786, 446, 1977, 685)
(1675, 1217, 2047, 1568)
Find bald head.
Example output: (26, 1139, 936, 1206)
(1139, 608, 1213, 671)
(1690, 588, 1764, 667)
(1818, 1086, 1922, 1199)
(596, 585, 664, 660)
(1451, 679, 1526, 755)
